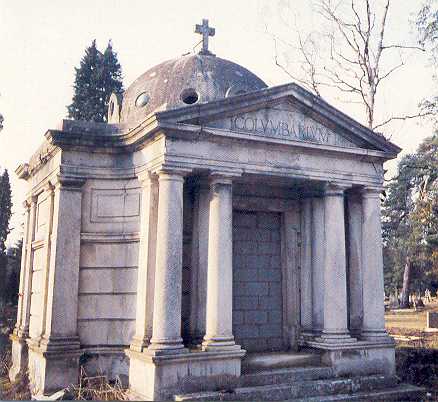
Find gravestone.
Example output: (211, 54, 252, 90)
(427, 312, 438, 330)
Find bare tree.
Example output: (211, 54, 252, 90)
(268, 0, 428, 130)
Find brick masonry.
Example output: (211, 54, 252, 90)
(232, 210, 284, 352)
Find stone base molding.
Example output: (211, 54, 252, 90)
(8, 334, 28, 382)
(306, 341, 396, 377)
(27, 347, 81, 396)
(126, 348, 245, 401)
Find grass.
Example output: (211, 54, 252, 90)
(385, 301, 438, 398)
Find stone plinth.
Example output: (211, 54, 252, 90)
(126, 349, 245, 401)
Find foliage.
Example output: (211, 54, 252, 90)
(417, 0, 438, 125)
(383, 135, 438, 298)
(4, 241, 22, 305)
(67, 40, 123, 122)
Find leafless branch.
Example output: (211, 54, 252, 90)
(373, 112, 433, 131)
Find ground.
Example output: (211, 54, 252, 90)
(386, 302, 438, 399)
(1, 304, 438, 399)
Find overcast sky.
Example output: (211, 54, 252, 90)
(0, 0, 436, 244)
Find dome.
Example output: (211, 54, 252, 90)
(114, 54, 267, 124)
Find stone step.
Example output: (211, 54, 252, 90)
(242, 351, 322, 373)
(240, 366, 334, 387)
(290, 383, 425, 401)
(174, 374, 399, 401)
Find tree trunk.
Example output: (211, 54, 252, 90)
(400, 258, 411, 308)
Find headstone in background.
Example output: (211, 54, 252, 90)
(427, 312, 438, 330)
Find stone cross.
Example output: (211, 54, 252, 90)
(195, 19, 215, 55)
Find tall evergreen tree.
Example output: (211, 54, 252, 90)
(0, 169, 12, 254)
(67, 40, 123, 122)
(102, 41, 123, 112)
(0, 169, 12, 304)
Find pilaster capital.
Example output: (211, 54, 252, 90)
(26, 194, 38, 207)
(22, 199, 31, 211)
(52, 175, 86, 191)
(43, 181, 55, 196)
(137, 170, 158, 187)
(323, 182, 351, 197)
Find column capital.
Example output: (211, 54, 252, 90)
(209, 171, 240, 186)
(323, 182, 351, 196)
(361, 186, 383, 198)
(153, 165, 192, 178)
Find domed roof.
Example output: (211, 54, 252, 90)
(116, 54, 267, 124)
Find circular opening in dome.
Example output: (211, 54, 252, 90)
(135, 92, 150, 108)
(181, 88, 199, 105)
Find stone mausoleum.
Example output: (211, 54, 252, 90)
(9, 20, 423, 401)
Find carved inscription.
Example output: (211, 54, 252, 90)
(228, 113, 356, 148)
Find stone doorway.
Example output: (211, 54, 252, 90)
(232, 210, 284, 352)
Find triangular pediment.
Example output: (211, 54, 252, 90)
(155, 83, 401, 157)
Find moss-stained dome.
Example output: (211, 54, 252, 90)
(111, 54, 267, 124)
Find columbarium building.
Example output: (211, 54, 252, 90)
(10, 20, 421, 401)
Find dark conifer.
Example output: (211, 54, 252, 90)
(67, 40, 123, 122)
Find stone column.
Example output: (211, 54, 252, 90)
(346, 190, 363, 338)
(130, 172, 158, 352)
(311, 197, 325, 335)
(28, 175, 84, 395)
(14, 200, 31, 335)
(9, 197, 36, 382)
(320, 183, 355, 344)
(300, 198, 313, 338)
(148, 170, 187, 354)
(189, 180, 209, 345)
(361, 186, 390, 341)
(19, 196, 38, 338)
(202, 175, 239, 351)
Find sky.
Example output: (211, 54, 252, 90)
(0, 0, 436, 245)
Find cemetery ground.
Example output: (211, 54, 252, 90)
(1, 304, 438, 400)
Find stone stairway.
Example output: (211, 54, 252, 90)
(174, 352, 425, 401)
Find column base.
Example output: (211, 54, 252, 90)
(129, 336, 150, 353)
(360, 329, 394, 344)
(9, 333, 28, 383)
(315, 330, 357, 347)
(147, 337, 187, 356)
(299, 330, 315, 342)
(202, 336, 241, 352)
